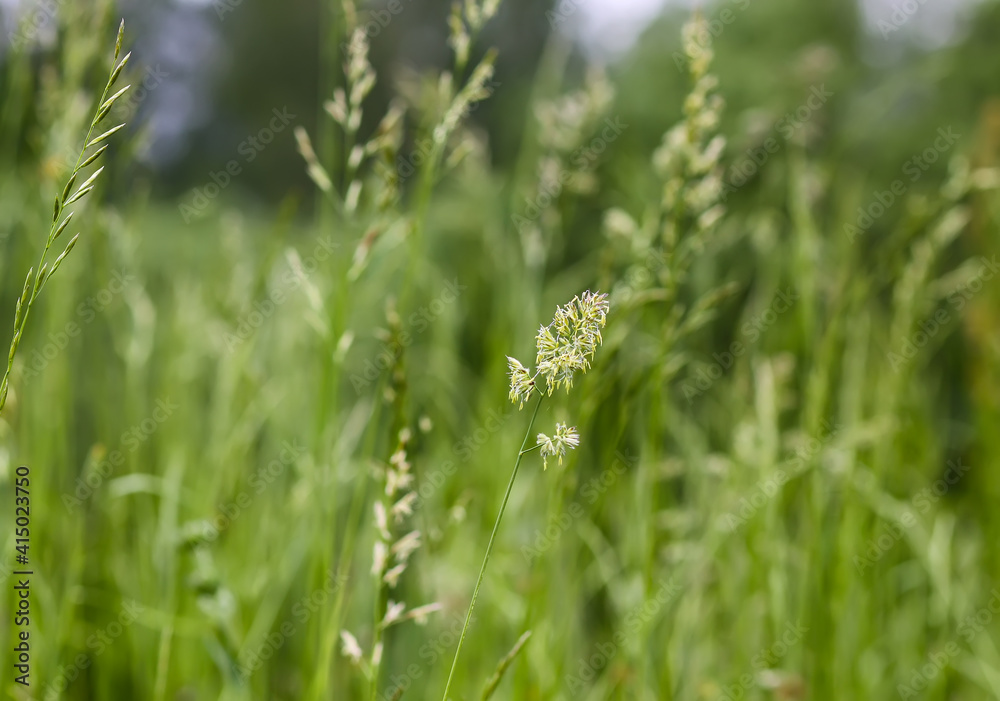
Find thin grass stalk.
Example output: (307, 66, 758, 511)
(440, 392, 544, 701)
(307, 375, 389, 701)
(0, 20, 131, 415)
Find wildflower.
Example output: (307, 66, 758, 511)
(536, 423, 580, 469)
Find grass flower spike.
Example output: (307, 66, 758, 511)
(507, 290, 609, 409)
(537, 423, 580, 469)
(507, 356, 534, 408)
(0, 21, 131, 415)
(442, 290, 609, 700)
(348, 427, 439, 701)
(535, 290, 609, 394)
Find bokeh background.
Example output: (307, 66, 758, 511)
(2, 0, 1000, 699)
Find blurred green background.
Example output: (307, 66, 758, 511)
(2, 0, 1000, 699)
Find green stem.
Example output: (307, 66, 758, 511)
(440, 393, 544, 701)
(0, 28, 124, 415)
(369, 593, 383, 701)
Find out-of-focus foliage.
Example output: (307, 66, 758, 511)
(1, 0, 1000, 699)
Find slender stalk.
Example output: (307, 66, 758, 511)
(440, 393, 544, 700)
(369, 567, 385, 701)
(0, 21, 130, 415)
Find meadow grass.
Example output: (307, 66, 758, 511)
(2, 3, 1000, 701)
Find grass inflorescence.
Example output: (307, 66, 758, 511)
(1, 3, 1000, 701)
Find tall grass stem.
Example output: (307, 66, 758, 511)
(440, 392, 544, 701)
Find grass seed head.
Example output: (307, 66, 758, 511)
(535, 290, 609, 395)
(537, 422, 580, 470)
